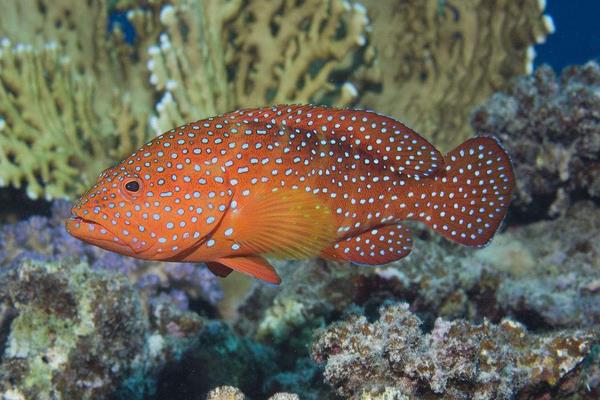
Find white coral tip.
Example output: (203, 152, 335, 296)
(543, 15, 556, 34)
(525, 46, 536, 75)
(537, 0, 546, 11)
(149, 116, 160, 134)
(1, 37, 11, 48)
(160, 5, 176, 24)
(0, 117, 5, 131)
(166, 79, 178, 90)
(159, 33, 171, 50)
(342, 82, 358, 98)
(156, 91, 174, 112)
(148, 45, 160, 56)
(352, 3, 367, 15)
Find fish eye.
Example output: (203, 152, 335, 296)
(121, 177, 143, 199)
(125, 180, 140, 192)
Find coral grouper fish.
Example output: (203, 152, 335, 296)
(66, 105, 514, 284)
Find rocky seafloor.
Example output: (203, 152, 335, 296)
(1, 63, 600, 399)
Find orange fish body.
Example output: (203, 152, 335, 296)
(66, 105, 514, 284)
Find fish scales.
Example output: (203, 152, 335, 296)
(67, 105, 515, 284)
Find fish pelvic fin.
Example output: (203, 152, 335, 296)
(418, 136, 515, 247)
(214, 256, 281, 284)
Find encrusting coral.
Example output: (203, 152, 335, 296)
(358, 0, 554, 151)
(471, 61, 600, 219)
(311, 303, 596, 399)
(0, 0, 373, 200)
(0, 259, 206, 400)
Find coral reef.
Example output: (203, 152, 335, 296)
(472, 61, 600, 219)
(0, 200, 223, 310)
(0, 1, 152, 200)
(206, 385, 300, 400)
(311, 303, 597, 399)
(358, 0, 554, 151)
(239, 198, 600, 338)
(0, 0, 373, 200)
(0, 259, 205, 400)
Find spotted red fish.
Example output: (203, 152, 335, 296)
(66, 105, 515, 284)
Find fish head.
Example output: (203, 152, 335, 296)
(66, 164, 155, 257)
(66, 141, 233, 260)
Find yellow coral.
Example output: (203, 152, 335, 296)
(358, 0, 554, 151)
(0, 0, 373, 199)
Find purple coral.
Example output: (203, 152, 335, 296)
(0, 199, 223, 308)
(471, 61, 600, 219)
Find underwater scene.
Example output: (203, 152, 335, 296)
(0, 0, 599, 399)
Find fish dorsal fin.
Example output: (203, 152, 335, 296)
(268, 105, 444, 180)
(215, 256, 281, 284)
(229, 188, 336, 259)
(206, 262, 233, 278)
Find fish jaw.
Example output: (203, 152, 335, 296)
(65, 213, 137, 257)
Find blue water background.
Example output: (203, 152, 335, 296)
(536, 0, 600, 70)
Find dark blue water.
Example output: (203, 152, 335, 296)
(536, 0, 600, 70)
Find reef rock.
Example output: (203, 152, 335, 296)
(0, 259, 205, 400)
(311, 303, 597, 399)
(471, 62, 600, 219)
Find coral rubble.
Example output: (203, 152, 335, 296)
(359, 0, 554, 151)
(206, 385, 300, 400)
(472, 62, 600, 219)
(312, 303, 596, 399)
(0, 259, 205, 400)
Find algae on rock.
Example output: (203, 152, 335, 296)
(0, 260, 205, 400)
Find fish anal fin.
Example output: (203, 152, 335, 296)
(206, 262, 233, 278)
(232, 188, 336, 260)
(215, 256, 281, 284)
(321, 224, 413, 265)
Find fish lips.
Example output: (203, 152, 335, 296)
(65, 212, 136, 255)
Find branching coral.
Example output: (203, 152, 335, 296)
(1, 0, 374, 200)
(312, 303, 596, 399)
(230, 0, 369, 107)
(141, 0, 372, 132)
(0, 0, 152, 200)
(358, 0, 554, 151)
(471, 62, 600, 219)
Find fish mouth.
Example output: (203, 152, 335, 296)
(65, 212, 134, 253)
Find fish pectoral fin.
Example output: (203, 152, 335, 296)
(206, 262, 234, 278)
(321, 224, 413, 266)
(232, 189, 336, 260)
(215, 256, 281, 284)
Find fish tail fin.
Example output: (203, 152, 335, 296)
(419, 136, 515, 247)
